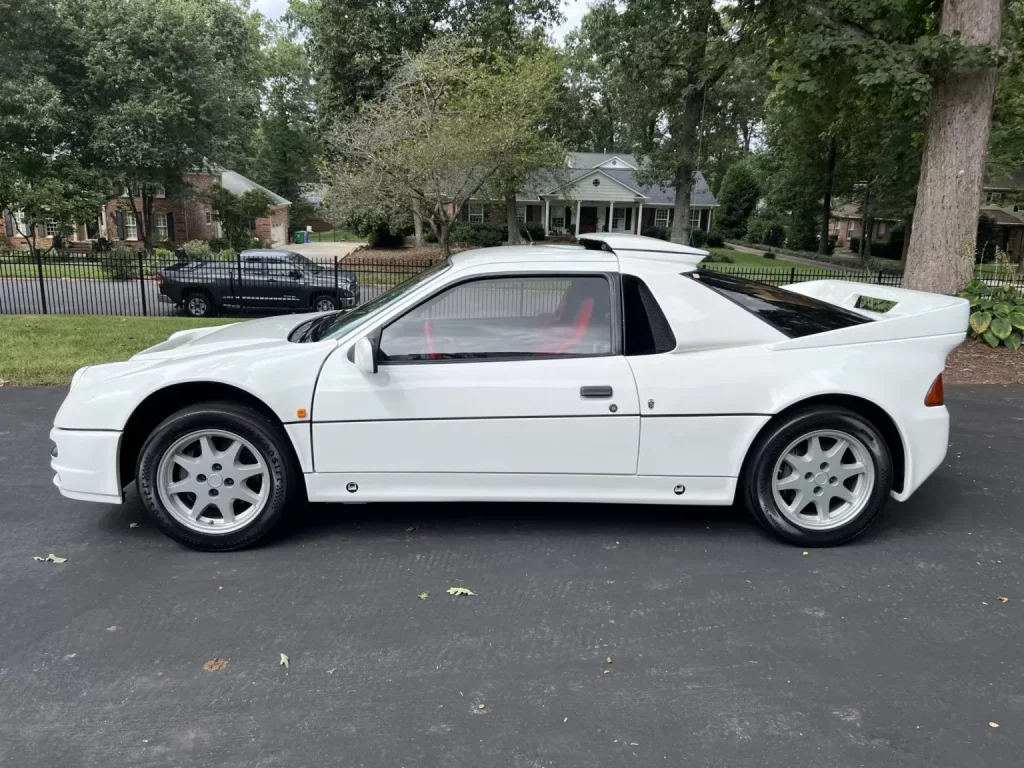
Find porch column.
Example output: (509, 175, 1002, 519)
(608, 201, 614, 233)
(574, 199, 581, 237)
(544, 199, 550, 236)
(706, 207, 713, 232)
(636, 203, 643, 234)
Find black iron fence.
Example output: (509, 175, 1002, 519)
(3, 250, 1024, 318)
(0, 250, 438, 317)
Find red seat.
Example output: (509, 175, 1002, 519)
(545, 298, 594, 355)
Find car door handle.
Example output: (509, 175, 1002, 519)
(580, 385, 613, 398)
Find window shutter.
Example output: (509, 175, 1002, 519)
(116, 212, 125, 240)
(624, 208, 632, 230)
(2, 209, 13, 237)
(166, 212, 175, 241)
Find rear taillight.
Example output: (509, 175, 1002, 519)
(156, 273, 164, 284)
(924, 374, 944, 407)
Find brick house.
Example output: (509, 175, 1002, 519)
(979, 169, 1024, 263)
(1, 167, 290, 250)
(455, 153, 718, 237)
(829, 203, 900, 249)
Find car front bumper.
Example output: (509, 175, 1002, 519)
(50, 427, 124, 504)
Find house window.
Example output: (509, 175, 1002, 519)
(987, 191, 1005, 205)
(124, 213, 138, 240)
(876, 221, 886, 237)
(153, 185, 166, 199)
(516, 205, 526, 224)
(468, 204, 484, 223)
(44, 218, 60, 237)
(833, 220, 840, 234)
(613, 208, 625, 230)
(155, 212, 168, 239)
(689, 209, 702, 231)
(11, 209, 27, 236)
(846, 221, 854, 237)
(551, 215, 565, 231)
(205, 208, 213, 226)
(654, 208, 670, 227)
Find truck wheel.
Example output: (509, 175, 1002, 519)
(184, 291, 214, 318)
(312, 294, 338, 312)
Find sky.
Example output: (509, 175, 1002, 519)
(251, 0, 589, 41)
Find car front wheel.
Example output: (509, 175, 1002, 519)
(742, 406, 893, 547)
(136, 402, 299, 551)
(312, 294, 338, 313)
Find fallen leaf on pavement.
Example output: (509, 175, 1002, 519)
(802, 551, 809, 556)
(327, 668, 335, 675)
(203, 658, 228, 671)
(446, 587, 475, 596)
(998, 596, 1009, 603)
(129, 522, 139, 529)
(280, 652, 290, 669)
(478, 703, 486, 709)
(563, 717, 568, 722)
(606, 657, 612, 664)
(33, 554, 68, 564)
(989, 721, 999, 728)
(418, 592, 429, 600)
(406, 526, 420, 532)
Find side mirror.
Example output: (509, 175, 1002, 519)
(289, 270, 303, 280)
(353, 337, 378, 374)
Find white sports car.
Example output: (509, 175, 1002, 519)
(51, 233, 969, 551)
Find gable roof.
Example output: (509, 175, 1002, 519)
(219, 169, 291, 207)
(569, 152, 640, 170)
(985, 169, 1024, 191)
(545, 168, 647, 198)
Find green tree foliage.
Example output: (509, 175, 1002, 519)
(715, 160, 761, 239)
(62, 0, 264, 250)
(326, 38, 564, 257)
(208, 185, 274, 251)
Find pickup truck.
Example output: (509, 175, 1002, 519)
(157, 249, 360, 317)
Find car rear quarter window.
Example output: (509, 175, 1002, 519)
(688, 269, 870, 338)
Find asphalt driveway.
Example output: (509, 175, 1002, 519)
(0, 386, 1021, 767)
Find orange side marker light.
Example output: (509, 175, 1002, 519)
(924, 374, 944, 407)
(296, 408, 308, 419)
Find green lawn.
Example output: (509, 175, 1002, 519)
(0, 261, 109, 279)
(0, 315, 231, 386)
(701, 247, 840, 274)
(308, 228, 366, 243)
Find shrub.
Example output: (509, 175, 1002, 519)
(641, 225, 669, 241)
(99, 245, 139, 280)
(183, 240, 215, 260)
(208, 237, 230, 252)
(827, 235, 838, 255)
(790, 230, 819, 253)
(702, 251, 734, 264)
(521, 221, 546, 242)
(215, 248, 237, 261)
(746, 216, 785, 247)
(763, 250, 776, 259)
(848, 236, 861, 253)
(368, 224, 405, 249)
(706, 230, 725, 248)
(960, 280, 1024, 349)
(689, 229, 708, 247)
(451, 222, 504, 247)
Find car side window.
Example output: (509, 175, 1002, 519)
(242, 256, 270, 278)
(378, 275, 614, 362)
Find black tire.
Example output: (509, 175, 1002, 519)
(136, 402, 300, 551)
(183, 291, 215, 318)
(311, 294, 338, 312)
(742, 406, 893, 547)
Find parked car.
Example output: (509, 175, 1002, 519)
(51, 233, 969, 551)
(156, 248, 360, 317)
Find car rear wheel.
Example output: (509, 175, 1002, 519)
(183, 291, 214, 318)
(136, 402, 299, 551)
(312, 294, 338, 313)
(742, 406, 893, 547)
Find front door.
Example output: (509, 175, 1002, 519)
(579, 206, 598, 234)
(312, 273, 640, 476)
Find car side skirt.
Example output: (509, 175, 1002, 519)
(305, 472, 737, 506)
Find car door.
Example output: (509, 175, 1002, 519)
(312, 272, 641, 476)
(238, 255, 301, 309)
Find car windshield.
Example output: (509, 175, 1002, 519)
(315, 260, 451, 340)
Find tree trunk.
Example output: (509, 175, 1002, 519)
(669, 94, 703, 244)
(505, 195, 522, 245)
(903, 0, 1001, 293)
(819, 138, 837, 255)
(431, 218, 452, 259)
(412, 204, 424, 248)
(142, 193, 154, 252)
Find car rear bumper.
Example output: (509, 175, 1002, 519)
(50, 427, 124, 504)
(891, 405, 949, 501)
(158, 293, 175, 304)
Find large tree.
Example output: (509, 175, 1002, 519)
(62, 0, 264, 250)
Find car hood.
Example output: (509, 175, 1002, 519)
(133, 312, 323, 359)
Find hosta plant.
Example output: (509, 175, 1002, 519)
(959, 280, 1024, 349)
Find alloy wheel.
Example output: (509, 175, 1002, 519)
(156, 429, 270, 534)
(770, 429, 875, 531)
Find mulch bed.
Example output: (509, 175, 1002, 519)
(345, 246, 464, 265)
(945, 341, 1024, 385)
